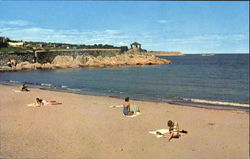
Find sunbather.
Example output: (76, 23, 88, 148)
(164, 120, 188, 141)
(19, 84, 29, 91)
(36, 98, 62, 106)
(122, 97, 141, 116)
(123, 97, 134, 115)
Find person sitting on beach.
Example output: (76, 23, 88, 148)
(36, 98, 62, 106)
(123, 97, 134, 116)
(164, 120, 188, 141)
(19, 84, 29, 92)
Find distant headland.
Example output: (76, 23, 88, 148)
(0, 37, 174, 71)
(201, 54, 216, 56)
(149, 51, 184, 56)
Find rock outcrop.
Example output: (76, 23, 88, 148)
(0, 53, 172, 71)
(51, 53, 171, 67)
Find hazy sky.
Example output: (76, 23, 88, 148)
(0, 1, 249, 54)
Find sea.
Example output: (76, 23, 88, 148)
(0, 54, 249, 110)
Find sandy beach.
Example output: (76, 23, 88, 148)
(0, 84, 249, 159)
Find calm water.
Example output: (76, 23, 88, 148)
(0, 54, 249, 110)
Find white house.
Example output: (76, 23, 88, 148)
(8, 42, 24, 47)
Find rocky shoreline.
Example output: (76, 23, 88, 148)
(0, 53, 172, 72)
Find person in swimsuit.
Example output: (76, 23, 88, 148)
(123, 97, 133, 116)
(36, 98, 62, 106)
(19, 84, 29, 91)
(165, 120, 187, 141)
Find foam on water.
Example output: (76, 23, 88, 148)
(41, 83, 52, 87)
(66, 88, 82, 92)
(9, 80, 20, 83)
(183, 98, 249, 108)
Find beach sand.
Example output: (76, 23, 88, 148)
(0, 84, 249, 159)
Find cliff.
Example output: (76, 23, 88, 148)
(0, 52, 172, 71)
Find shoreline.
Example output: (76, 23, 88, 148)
(0, 84, 249, 158)
(0, 63, 168, 72)
(1, 82, 249, 111)
(0, 63, 169, 72)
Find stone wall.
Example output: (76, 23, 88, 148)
(0, 52, 35, 66)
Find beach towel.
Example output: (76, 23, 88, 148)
(12, 89, 22, 93)
(149, 129, 169, 138)
(109, 105, 123, 108)
(126, 112, 141, 118)
(27, 103, 40, 107)
(109, 104, 139, 110)
(12, 89, 29, 93)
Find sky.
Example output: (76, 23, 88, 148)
(0, 1, 249, 54)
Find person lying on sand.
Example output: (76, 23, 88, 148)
(19, 84, 29, 92)
(123, 97, 140, 116)
(36, 98, 62, 106)
(164, 120, 188, 141)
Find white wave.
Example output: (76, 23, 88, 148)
(183, 98, 249, 107)
(61, 85, 68, 88)
(41, 83, 52, 87)
(9, 80, 20, 83)
(66, 88, 81, 92)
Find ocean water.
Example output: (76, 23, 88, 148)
(0, 54, 249, 110)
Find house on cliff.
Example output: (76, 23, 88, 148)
(129, 42, 147, 52)
(130, 42, 141, 49)
(8, 41, 24, 48)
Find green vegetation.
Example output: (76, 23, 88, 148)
(0, 36, 129, 53)
(0, 47, 29, 53)
(23, 41, 122, 50)
(0, 37, 8, 48)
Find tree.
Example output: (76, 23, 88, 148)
(0, 37, 9, 48)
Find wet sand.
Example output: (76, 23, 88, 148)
(0, 84, 249, 159)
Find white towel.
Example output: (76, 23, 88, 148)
(13, 89, 29, 93)
(12, 89, 21, 93)
(149, 129, 169, 138)
(126, 112, 141, 118)
(109, 105, 123, 108)
(27, 103, 40, 107)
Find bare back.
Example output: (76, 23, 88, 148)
(123, 101, 130, 107)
